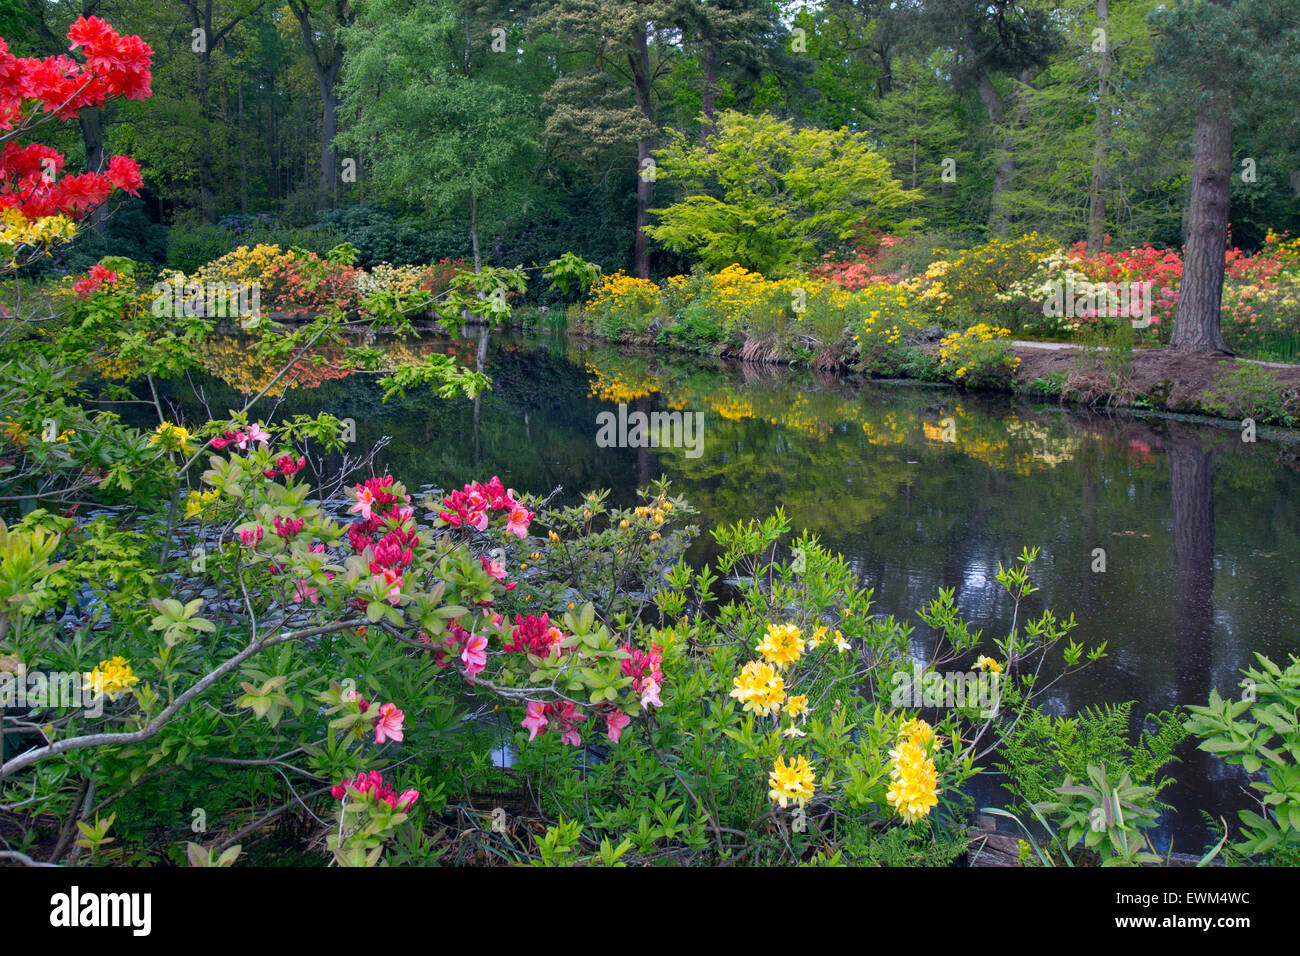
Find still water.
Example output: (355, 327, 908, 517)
(162, 331, 1300, 853)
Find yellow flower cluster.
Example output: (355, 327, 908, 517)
(768, 754, 816, 808)
(729, 659, 785, 716)
(0, 209, 77, 264)
(632, 494, 672, 526)
(150, 422, 194, 455)
(588, 272, 662, 315)
(191, 243, 293, 287)
(184, 487, 221, 519)
(975, 655, 1003, 674)
(938, 324, 1019, 378)
(886, 735, 939, 825)
(83, 656, 139, 701)
(756, 622, 804, 669)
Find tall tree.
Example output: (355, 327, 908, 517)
(338, 0, 538, 269)
(918, 0, 1061, 235)
(534, 0, 679, 278)
(1148, 0, 1300, 351)
(287, 0, 354, 204)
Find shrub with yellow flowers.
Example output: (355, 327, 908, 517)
(937, 323, 1021, 389)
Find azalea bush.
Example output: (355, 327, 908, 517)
(936, 324, 1021, 389)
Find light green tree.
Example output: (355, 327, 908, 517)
(646, 110, 923, 275)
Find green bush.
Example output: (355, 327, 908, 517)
(1201, 363, 1299, 425)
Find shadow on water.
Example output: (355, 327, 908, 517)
(145, 329, 1300, 854)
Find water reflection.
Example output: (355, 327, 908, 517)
(148, 331, 1299, 852)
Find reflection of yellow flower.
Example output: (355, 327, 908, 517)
(768, 754, 816, 808)
(83, 656, 139, 701)
(757, 622, 804, 669)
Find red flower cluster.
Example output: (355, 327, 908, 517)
(505, 613, 565, 656)
(266, 254, 360, 313)
(262, 454, 306, 479)
(1, 18, 151, 220)
(272, 516, 304, 540)
(331, 770, 418, 811)
(438, 476, 532, 536)
(620, 643, 663, 693)
(346, 476, 418, 607)
(72, 263, 118, 298)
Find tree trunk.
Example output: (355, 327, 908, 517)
(78, 106, 106, 235)
(700, 43, 719, 144)
(1172, 97, 1232, 352)
(974, 65, 1012, 236)
(1087, 0, 1110, 253)
(631, 26, 655, 279)
(469, 191, 482, 272)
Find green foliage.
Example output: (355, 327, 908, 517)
(1185, 653, 1300, 861)
(995, 701, 1187, 816)
(1201, 363, 1299, 426)
(647, 110, 923, 276)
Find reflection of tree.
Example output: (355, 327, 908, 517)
(1169, 428, 1215, 707)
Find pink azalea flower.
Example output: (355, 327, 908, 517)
(350, 485, 376, 521)
(505, 505, 533, 538)
(396, 789, 419, 811)
(246, 423, 271, 445)
(604, 709, 631, 743)
(467, 509, 489, 532)
(461, 633, 488, 678)
(292, 578, 319, 604)
(481, 556, 507, 581)
(522, 700, 548, 741)
(374, 702, 405, 744)
(373, 567, 403, 605)
(640, 678, 662, 709)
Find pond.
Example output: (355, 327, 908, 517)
(149, 329, 1300, 854)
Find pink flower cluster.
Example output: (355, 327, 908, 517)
(438, 476, 533, 538)
(522, 700, 585, 746)
(345, 691, 406, 745)
(621, 642, 664, 710)
(346, 476, 418, 606)
(331, 770, 418, 811)
(504, 613, 565, 657)
(210, 423, 270, 450)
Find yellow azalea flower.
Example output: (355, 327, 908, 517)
(150, 422, 194, 454)
(833, 630, 850, 653)
(768, 754, 816, 808)
(83, 656, 139, 701)
(809, 625, 828, 649)
(782, 723, 807, 739)
(729, 659, 786, 716)
(899, 717, 933, 747)
(975, 655, 1003, 674)
(756, 622, 804, 669)
(886, 740, 940, 824)
(784, 694, 809, 719)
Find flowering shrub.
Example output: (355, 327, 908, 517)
(920, 233, 1061, 326)
(852, 282, 931, 376)
(937, 324, 1021, 388)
